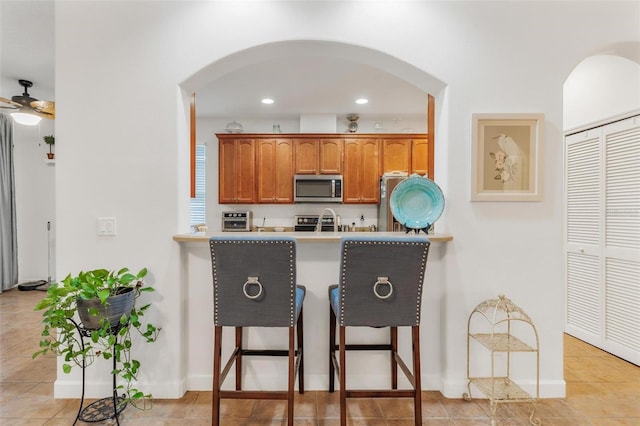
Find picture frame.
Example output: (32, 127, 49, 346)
(471, 113, 544, 201)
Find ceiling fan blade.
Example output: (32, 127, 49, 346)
(0, 96, 21, 109)
(31, 100, 55, 117)
(31, 109, 55, 120)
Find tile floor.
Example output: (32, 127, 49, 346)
(1, 288, 638, 425)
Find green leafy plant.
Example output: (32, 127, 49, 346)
(33, 267, 160, 408)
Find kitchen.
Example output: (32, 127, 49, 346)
(193, 54, 440, 236)
(177, 109, 456, 391)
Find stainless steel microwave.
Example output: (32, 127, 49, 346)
(294, 175, 343, 203)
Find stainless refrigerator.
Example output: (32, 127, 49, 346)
(377, 173, 408, 232)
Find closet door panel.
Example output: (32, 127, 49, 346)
(604, 257, 640, 364)
(566, 132, 601, 249)
(602, 116, 640, 365)
(604, 118, 640, 250)
(566, 252, 601, 338)
(565, 129, 602, 345)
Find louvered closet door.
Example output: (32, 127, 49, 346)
(603, 116, 639, 365)
(565, 115, 640, 366)
(565, 129, 602, 344)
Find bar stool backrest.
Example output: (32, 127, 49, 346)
(210, 236, 297, 327)
(337, 236, 430, 327)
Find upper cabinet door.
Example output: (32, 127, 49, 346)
(218, 138, 256, 204)
(382, 139, 411, 173)
(294, 139, 319, 174)
(218, 139, 238, 204)
(235, 139, 257, 203)
(294, 138, 343, 174)
(318, 138, 343, 174)
(411, 138, 429, 176)
(343, 138, 380, 203)
(257, 139, 293, 203)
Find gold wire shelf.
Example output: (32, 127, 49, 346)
(470, 333, 536, 352)
(463, 294, 540, 426)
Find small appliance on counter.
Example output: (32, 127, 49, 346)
(222, 211, 252, 232)
(294, 215, 336, 232)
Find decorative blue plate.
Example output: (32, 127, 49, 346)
(390, 175, 445, 229)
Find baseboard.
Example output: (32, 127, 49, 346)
(53, 377, 187, 399)
(187, 372, 443, 392)
(440, 376, 566, 399)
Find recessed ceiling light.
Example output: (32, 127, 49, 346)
(261, 98, 274, 104)
(355, 98, 368, 105)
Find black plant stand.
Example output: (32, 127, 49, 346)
(69, 319, 127, 425)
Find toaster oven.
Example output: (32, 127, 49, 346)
(222, 211, 252, 232)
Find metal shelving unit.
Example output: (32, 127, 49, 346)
(463, 294, 540, 425)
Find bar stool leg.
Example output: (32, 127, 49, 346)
(391, 326, 398, 389)
(287, 327, 295, 425)
(329, 305, 336, 392)
(412, 326, 422, 426)
(235, 327, 242, 390)
(297, 308, 305, 393)
(212, 326, 222, 426)
(339, 325, 347, 426)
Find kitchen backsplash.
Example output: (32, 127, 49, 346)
(211, 203, 379, 232)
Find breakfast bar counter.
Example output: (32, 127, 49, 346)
(174, 231, 453, 392)
(173, 231, 454, 243)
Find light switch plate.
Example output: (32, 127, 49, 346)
(97, 217, 117, 236)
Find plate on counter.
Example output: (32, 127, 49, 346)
(390, 174, 444, 229)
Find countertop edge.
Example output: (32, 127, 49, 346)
(173, 232, 453, 243)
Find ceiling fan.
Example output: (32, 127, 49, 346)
(1, 79, 55, 123)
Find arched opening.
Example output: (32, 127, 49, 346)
(564, 49, 640, 131)
(180, 40, 449, 229)
(562, 47, 640, 365)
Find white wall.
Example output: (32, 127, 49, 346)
(53, 1, 640, 399)
(564, 54, 640, 131)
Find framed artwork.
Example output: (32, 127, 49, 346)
(471, 113, 544, 201)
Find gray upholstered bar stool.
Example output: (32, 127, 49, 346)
(209, 236, 305, 426)
(328, 235, 430, 426)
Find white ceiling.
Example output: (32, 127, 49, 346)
(0, 1, 55, 103)
(1, 2, 428, 122)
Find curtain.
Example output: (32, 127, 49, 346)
(0, 113, 18, 291)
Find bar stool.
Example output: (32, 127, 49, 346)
(328, 235, 430, 426)
(209, 236, 305, 426)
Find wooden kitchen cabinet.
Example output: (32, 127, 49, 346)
(256, 138, 294, 203)
(294, 138, 342, 174)
(381, 138, 411, 173)
(218, 137, 256, 204)
(411, 138, 429, 176)
(218, 132, 431, 205)
(381, 137, 429, 176)
(343, 138, 380, 203)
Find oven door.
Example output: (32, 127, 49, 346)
(222, 219, 250, 231)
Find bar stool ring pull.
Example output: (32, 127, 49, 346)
(243, 276, 263, 299)
(373, 276, 393, 299)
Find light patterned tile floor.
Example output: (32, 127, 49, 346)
(1, 288, 638, 425)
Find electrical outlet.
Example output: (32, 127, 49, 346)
(97, 217, 117, 236)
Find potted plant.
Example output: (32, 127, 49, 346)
(43, 134, 55, 159)
(33, 267, 160, 409)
